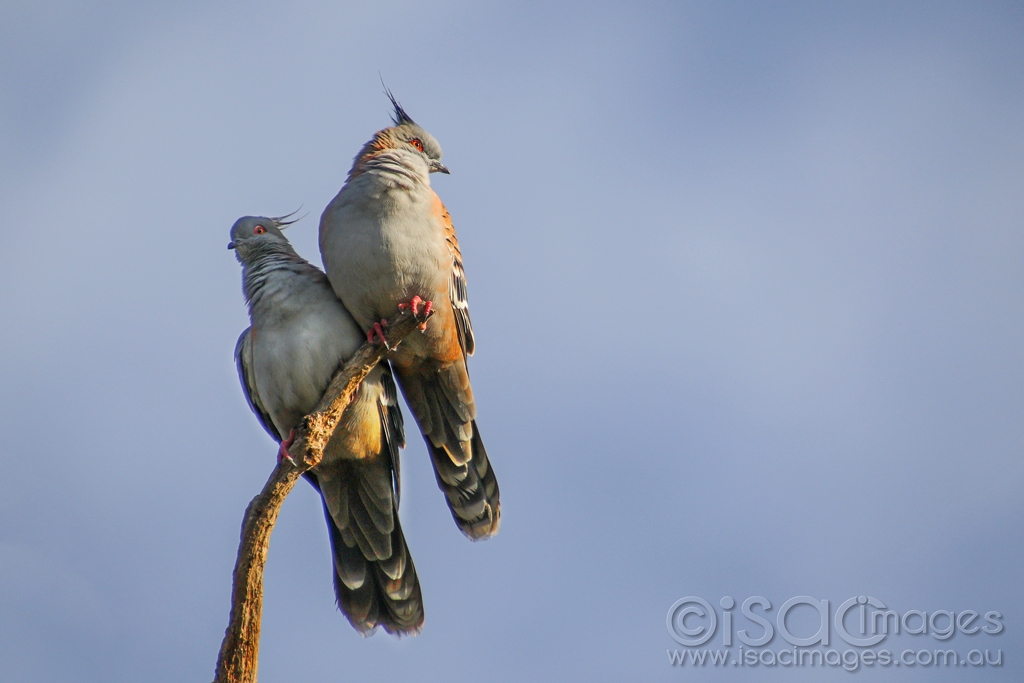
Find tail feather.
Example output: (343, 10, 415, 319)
(397, 366, 473, 464)
(392, 364, 500, 539)
(312, 457, 424, 636)
(424, 419, 500, 540)
(322, 494, 424, 635)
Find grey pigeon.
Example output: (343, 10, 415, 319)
(319, 93, 500, 541)
(229, 215, 423, 635)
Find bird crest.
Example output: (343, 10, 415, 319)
(382, 82, 415, 126)
(269, 208, 305, 229)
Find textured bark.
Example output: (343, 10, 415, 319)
(213, 308, 430, 683)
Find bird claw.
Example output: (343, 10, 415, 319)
(398, 296, 433, 330)
(278, 428, 297, 464)
(367, 320, 391, 350)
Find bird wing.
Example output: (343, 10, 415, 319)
(438, 201, 475, 358)
(377, 362, 406, 505)
(234, 327, 282, 442)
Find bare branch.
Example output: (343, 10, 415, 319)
(213, 308, 430, 683)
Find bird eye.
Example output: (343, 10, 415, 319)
(409, 138, 424, 152)
(253, 225, 266, 235)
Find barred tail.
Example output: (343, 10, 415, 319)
(425, 420, 500, 540)
(323, 498, 424, 635)
(309, 458, 424, 635)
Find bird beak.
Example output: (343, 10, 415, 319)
(429, 160, 450, 174)
(227, 241, 236, 249)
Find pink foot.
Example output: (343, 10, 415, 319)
(397, 295, 423, 313)
(418, 300, 433, 330)
(367, 320, 390, 349)
(398, 296, 434, 330)
(278, 428, 296, 463)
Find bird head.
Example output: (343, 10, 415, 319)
(227, 213, 300, 261)
(349, 90, 449, 177)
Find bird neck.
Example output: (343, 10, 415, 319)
(347, 148, 429, 191)
(240, 248, 317, 315)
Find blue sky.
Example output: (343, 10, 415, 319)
(1, 2, 1022, 681)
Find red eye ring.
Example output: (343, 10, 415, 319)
(254, 225, 266, 235)
(409, 138, 424, 152)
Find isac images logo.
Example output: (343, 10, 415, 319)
(666, 595, 1004, 672)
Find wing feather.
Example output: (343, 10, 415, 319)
(377, 363, 406, 505)
(439, 204, 475, 358)
(234, 328, 282, 442)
